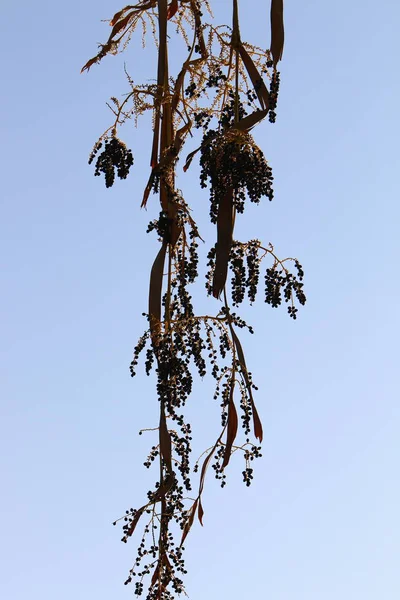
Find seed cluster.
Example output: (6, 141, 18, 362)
(200, 129, 274, 223)
(268, 70, 281, 123)
(85, 1, 300, 598)
(118, 498, 188, 599)
(206, 240, 307, 316)
(265, 259, 306, 319)
(89, 136, 134, 187)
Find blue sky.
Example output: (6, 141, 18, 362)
(1, 0, 399, 599)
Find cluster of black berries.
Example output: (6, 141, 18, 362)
(204, 322, 220, 379)
(185, 82, 197, 98)
(230, 245, 247, 305)
(229, 240, 261, 305)
(119, 487, 188, 599)
(170, 427, 193, 491)
(143, 445, 159, 469)
(193, 110, 212, 130)
(241, 443, 262, 486)
(89, 136, 134, 187)
(206, 240, 262, 305)
(130, 331, 149, 377)
(216, 369, 233, 427)
(212, 445, 228, 487)
(242, 467, 254, 487)
(200, 130, 274, 223)
(246, 241, 260, 303)
(239, 387, 253, 436)
(146, 210, 170, 240)
(205, 68, 227, 89)
(268, 70, 280, 123)
(264, 260, 306, 319)
(219, 91, 248, 129)
(245, 88, 258, 106)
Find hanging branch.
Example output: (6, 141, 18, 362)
(82, 1, 306, 598)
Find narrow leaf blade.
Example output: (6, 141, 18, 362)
(109, 11, 134, 40)
(213, 186, 234, 298)
(167, 0, 178, 19)
(180, 499, 198, 546)
(110, 5, 135, 26)
(160, 409, 172, 474)
(232, 109, 268, 132)
(238, 44, 270, 110)
(231, 328, 263, 442)
(149, 242, 167, 343)
(198, 498, 204, 526)
(270, 0, 284, 65)
(222, 383, 238, 469)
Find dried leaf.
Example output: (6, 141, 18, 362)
(213, 186, 234, 298)
(167, 0, 178, 19)
(110, 5, 135, 26)
(160, 181, 168, 212)
(197, 498, 204, 526)
(190, 0, 207, 57)
(162, 552, 172, 570)
(109, 11, 135, 40)
(126, 506, 145, 537)
(183, 145, 201, 172)
(152, 473, 175, 502)
(180, 499, 198, 546)
(81, 56, 100, 74)
(270, 0, 284, 65)
(231, 328, 263, 442)
(238, 44, 270, 110)
(160, 409, 172, 474)
(232, 109, 269, 132)
(222, 383, 238, 469)
(161, 101, 173, 152)
(195, 431, 225, 526)
(142, 170, 156, 208)
(149, 242, 167, 343)
(199, 444, 217, 496)
(231, 0, 241, 48)
(157, 0, 168, 89)
(151, 563, 160, 587)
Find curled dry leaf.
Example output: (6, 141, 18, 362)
(109, 10, 135, 39)
(238, 44, 270, 110)
(167, 0, 178, 19)
(149, 242, 167, 344)
(81, 56, 101, 73)
(221, 382, 238, 469)
(183, 145, 201, 172)
(160, 408, 173, 474)
(180, 499, 198, 546)
(232, 108, 269, 132)
(231, 328, 263, 442)
(197, 498, 204, 526)
(151, 562, 160, 587)
(110, 5, 135, 26)
(270, 0, 284, 65)
(213, 186, 234, 299)
(126, 506, 145, 537)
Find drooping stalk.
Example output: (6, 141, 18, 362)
(82, 2, 304, 598)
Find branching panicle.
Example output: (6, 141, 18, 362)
(83, 1, 301, 598)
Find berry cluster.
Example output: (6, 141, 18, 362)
(265, 259, 306, 319)
(206, 240, 306, 317)
(228, 240, 261, 305)
(200, 129, 274, 223)
(119, 498, 188, 599)
(268, 70, 280, 123)
(89, 136, 134, 188)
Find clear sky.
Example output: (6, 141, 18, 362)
(1, 1, 399, 599)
